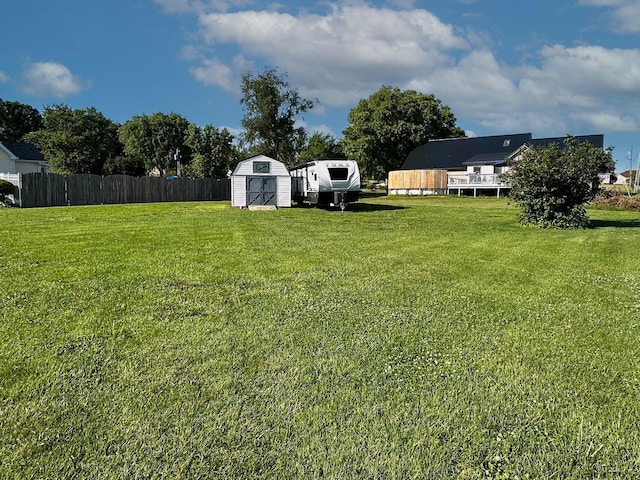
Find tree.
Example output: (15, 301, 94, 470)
(23, 104, 121, 175)
(184, 124, 236, 178)
(298, 132, 345, 163)
(342, 86, 465, 178)
(240, 67, 316, 166)
(0, 99, 44, 142)
(119, 113, 190, 176)
(504, 136, 614, 229)
(102, 155, 146, 176)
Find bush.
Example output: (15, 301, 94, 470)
(504, 136, 614, 229)
(0, 180, 16, 205)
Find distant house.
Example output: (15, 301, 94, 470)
(615, 170, 634, 185)
(392, 133, 605, 197)
(0, 141, 49, 175)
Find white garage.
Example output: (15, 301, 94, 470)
(231, 155, 291, 208)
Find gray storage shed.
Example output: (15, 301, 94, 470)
(231, 155, 291, 208)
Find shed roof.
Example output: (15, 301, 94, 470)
(231, 155, 290, 177)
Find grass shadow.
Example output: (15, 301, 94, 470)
(359, 191, 389, 199)
(347, 202, 406, 212)
(590, 219, 640, 229)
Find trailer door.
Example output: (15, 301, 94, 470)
(247, 176, 277, 206)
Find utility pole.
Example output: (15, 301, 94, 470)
(634, 149, 640, 194)
(625, 147, 634, 196)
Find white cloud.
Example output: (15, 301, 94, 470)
(386, 0, 416, 8)
(189, 57, 235, 91)
(177, 2, 638, 136)
(434, 45, 639, 135)
(569, 112, 636, 131)
(21, 62, 86, 98)
(193, 4, 467, 104)
(579, 0, 640, 33)
(0, 71, 9, 83)
(530, 45, 640, 96)
(189, 54, 253, 92)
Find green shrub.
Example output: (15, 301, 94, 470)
(0, 179, 15, 205)
(504, 136, 614, 229)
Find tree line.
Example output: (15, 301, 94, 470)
(0, 67, 615, 228)
(0, 68, 465, 179)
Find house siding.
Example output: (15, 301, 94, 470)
(15, 161, 42, 174)
(0, 150, 16, 174)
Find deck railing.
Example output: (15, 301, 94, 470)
(447, 173, 509, 187)
(0, 173, 21, 206)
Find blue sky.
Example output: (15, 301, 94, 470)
(1, 0, 638, 172)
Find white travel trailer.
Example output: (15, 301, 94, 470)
(290, 160, 361, 210)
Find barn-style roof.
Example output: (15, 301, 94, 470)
(529, 134, 603, 149)
(401, 133, 605, 171)
(402, 133, 532, 171)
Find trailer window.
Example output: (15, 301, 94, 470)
(328, 168, 348, 180)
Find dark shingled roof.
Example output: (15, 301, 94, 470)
(1, 141, 45, 161)
(529, 134, 604, 149)
(463, 152, 511, 166)
(401, 133, 605, 170)
(402, 133, 532, 171)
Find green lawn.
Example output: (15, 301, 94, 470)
(1, 196, 639, 479)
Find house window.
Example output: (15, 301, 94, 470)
(253, 161, 270, 174)
(473, 167, 481, 174)
(503, 139, 511, 147)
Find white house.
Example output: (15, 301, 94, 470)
(0, 141, 49, 175)
(615, 170, 633, 185)
(398, 133, 606, 197)
(231, 155, 291, 208)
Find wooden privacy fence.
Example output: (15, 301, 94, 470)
(388, 169, 448, 195)
(19, 173, 230, 208)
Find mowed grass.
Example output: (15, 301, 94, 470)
(1, 195, 639, 479)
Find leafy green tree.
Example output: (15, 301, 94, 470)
(23, 104, 121, 174)
(342, 86, 465, 178)
(102, 155, 146, 176)
(504, 136, 614, 229)
(0, 99, 44, 142)
(184, 124, 235, 178)
(119, 113, 190, 176)
(240, 67, 316, 166)
(298, 132, 345, 163)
